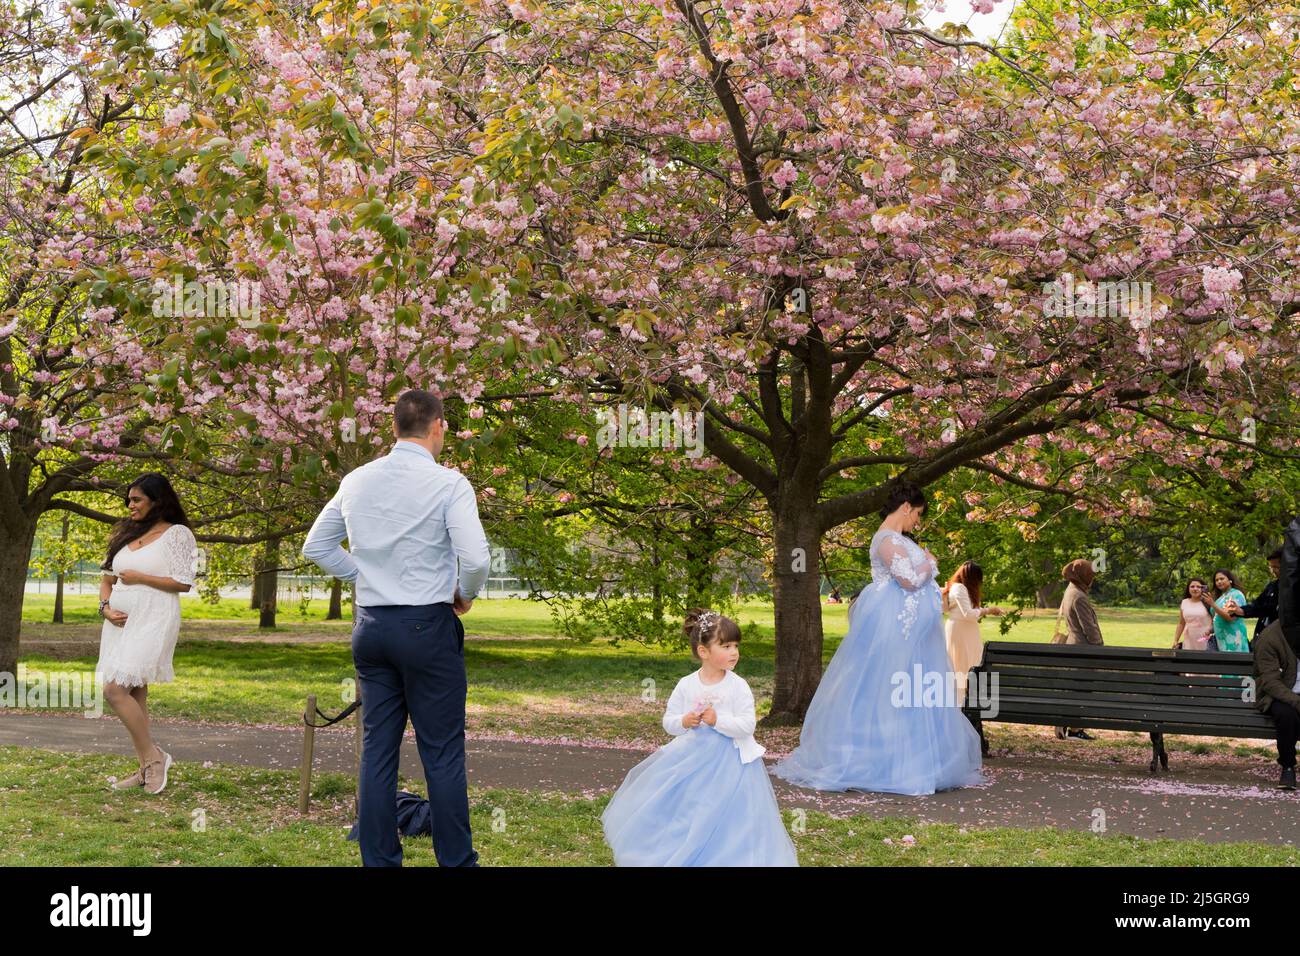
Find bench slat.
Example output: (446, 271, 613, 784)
(983, 653, 1253, 677)
(983, 663, 1250, 688)
(991, 674, 1251, 701)
(982, 641, 1250, 664)
(988, 685, 1258, 711)
(983, 711, 1277, 740)
(987, 695, 1272, 729)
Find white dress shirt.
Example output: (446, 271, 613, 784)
(662, 669, 765, 764)
(302, 440, 491, 607)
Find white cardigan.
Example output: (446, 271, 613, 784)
(944, 582, 987, 621)
(662, 670, 765, 764)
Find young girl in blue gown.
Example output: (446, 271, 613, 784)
(602, 609, 798, 867)
(771, 481, 986, 796)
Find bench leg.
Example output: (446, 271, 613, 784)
(964, 710, 989, 758)
(1149, 732, 1169, 772)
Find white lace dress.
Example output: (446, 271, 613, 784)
(96, 524, 199, 687)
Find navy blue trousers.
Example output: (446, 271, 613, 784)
(352, 602, 477, 867)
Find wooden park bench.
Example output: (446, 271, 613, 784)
(963, 642, 1277, 772)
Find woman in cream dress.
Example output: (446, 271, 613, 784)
(96, 473, 199, 794)
(941, 561, 1004, 702)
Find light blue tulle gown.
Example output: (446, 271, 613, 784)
(771, 528, 986, 796)
(602, 720, 798, 867)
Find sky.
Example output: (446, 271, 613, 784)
(921, 0, 1019, 43)
(8, 1, 1024, 147)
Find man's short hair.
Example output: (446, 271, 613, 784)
(394, 389, 445, 437)
(1269, 547, 1284, 562)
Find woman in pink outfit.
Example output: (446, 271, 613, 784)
(1174, 578, 1214, 650)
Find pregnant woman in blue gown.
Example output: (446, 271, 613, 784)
(771, 481, 985, 796)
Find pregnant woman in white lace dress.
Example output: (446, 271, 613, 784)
(96, 474, 199, 794)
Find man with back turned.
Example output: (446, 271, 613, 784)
(304, 388, 491, 864)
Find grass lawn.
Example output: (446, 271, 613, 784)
(12, 599, 1272, 760)
(1, 747, 1292, 866)
(22, 593, 1188, 646)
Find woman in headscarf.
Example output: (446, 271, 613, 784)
(1054, 558, 1103, 740)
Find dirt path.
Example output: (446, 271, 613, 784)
(1, 711, 1295, 846)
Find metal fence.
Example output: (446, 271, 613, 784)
(25, 563, 530, 602)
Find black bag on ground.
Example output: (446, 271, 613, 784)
(346, 789, 431, 842)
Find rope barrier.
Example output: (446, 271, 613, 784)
(303, 699, 360, 728)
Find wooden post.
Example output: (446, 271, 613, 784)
(299, 694, 316, 814)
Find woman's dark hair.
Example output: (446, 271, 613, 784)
(102, 473, 190, 570)
(879, 480, 927, 519)
(944, 561, 983, 608)
(1211, 568, 1240, 598)
(1183, 578, 1208, 600)
(683, 608, 741, 659)
(1268, 548, 1284, 562)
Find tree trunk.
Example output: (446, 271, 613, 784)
(250, 554, 261, 610)
(327, 577, 343, 620)
(764, 500, 824, 725)
(0, 530, 36, 678)
(684, 516, 717, 610)
(650, 539, 663, 623)
(53, 512, 68, 624)
(257, 537, 279, 629)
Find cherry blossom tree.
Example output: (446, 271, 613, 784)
(93, 0, 1300, 720)
(0, 0, 181, 675)
(0, 0, 342, 672)
(489, 0, 1300, 719)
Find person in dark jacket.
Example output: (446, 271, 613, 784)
(1253, 518, 1300, 790)
(1236, 548, 1282, 647)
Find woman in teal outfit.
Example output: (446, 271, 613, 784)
(1206, 569, 1250, 653)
